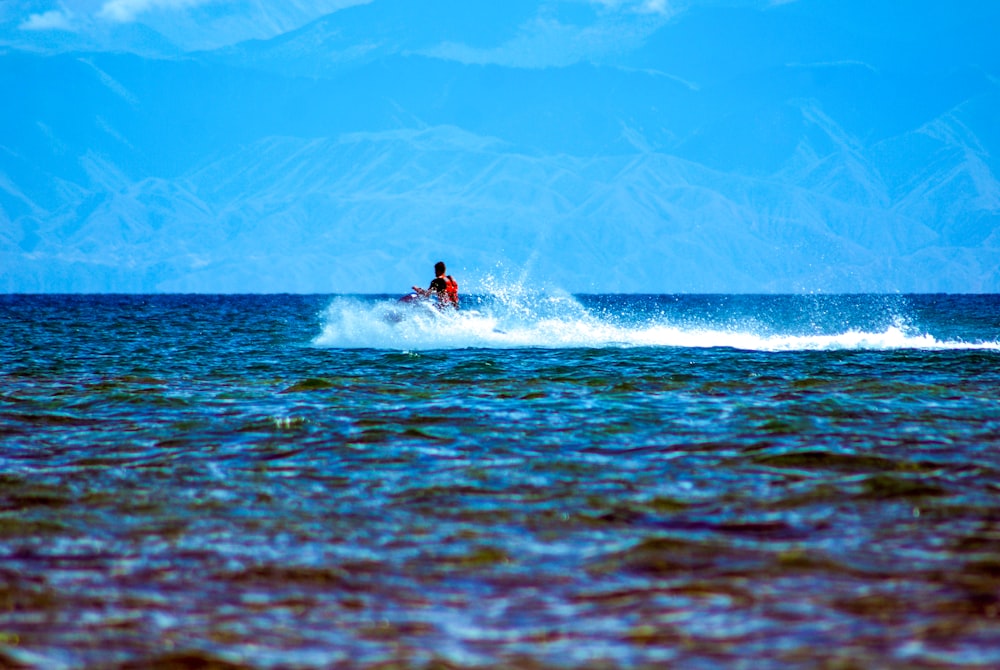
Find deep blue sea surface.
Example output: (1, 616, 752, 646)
(2, 293, 1000, 669)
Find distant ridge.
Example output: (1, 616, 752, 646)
(1, 1, 998, 292)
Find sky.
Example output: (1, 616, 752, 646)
(10, 0, 370, 51)
(2, 0, 999, 293)
(7, 0, 786, 58)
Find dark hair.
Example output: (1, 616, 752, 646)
(434, 261, 446, 276)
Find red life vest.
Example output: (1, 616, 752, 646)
(444, 276, 459, 308)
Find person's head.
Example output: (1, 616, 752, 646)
(434, 261, 446, 277)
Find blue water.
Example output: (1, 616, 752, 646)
(2, 293, 1000, 669)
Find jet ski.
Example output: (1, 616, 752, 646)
(383, 292, 444, 324)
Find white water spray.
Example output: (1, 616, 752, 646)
(312, 286, 1000, 352)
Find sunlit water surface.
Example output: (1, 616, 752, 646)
(2, 293, 1000, 669)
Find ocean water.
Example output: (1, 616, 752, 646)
(2, 292, 1000, 669)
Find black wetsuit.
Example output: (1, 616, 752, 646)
(429, 277, 449, 293)
(427, 276, 459, 308)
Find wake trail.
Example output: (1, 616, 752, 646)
(312, 293, 1000, 352)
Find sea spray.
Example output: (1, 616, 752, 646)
(313, 292, 1000, 351)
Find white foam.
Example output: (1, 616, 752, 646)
(311, 296, 1000, 352)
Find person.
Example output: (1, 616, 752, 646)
(412, 261, 459, 309)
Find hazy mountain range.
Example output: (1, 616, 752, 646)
(2, 0, 998, 293)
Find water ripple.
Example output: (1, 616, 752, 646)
(2, 295, 1000, 668)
